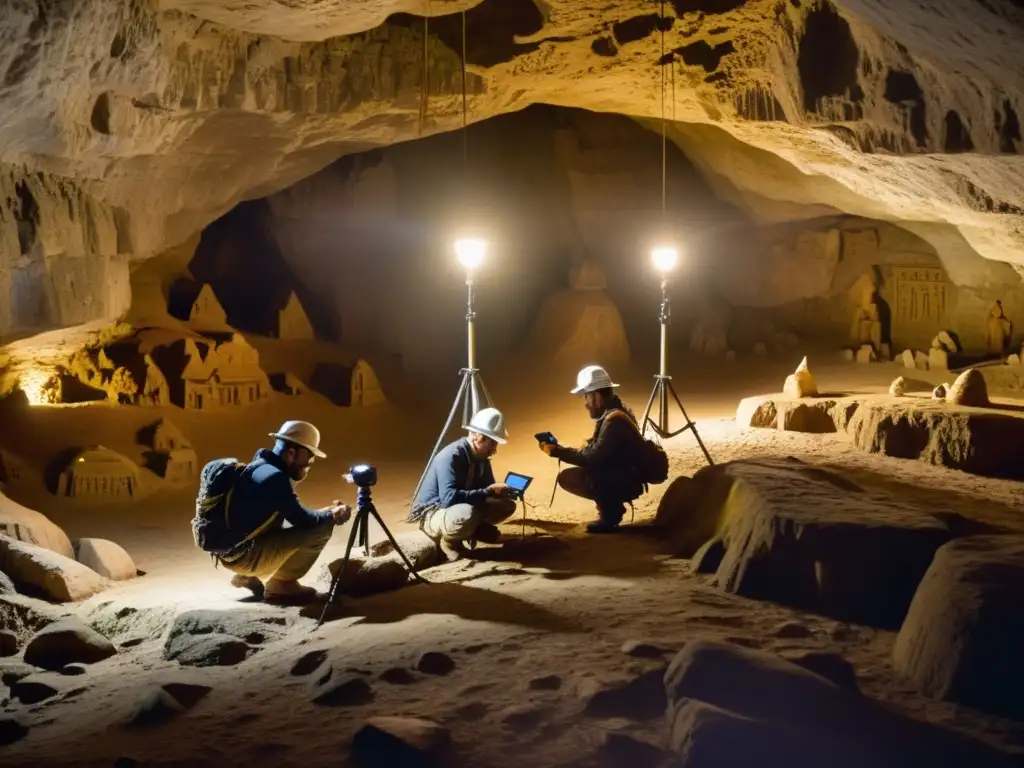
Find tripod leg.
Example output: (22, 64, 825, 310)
(368, 505, 428, 583)
(640, 378, 660, 438)
(316, 512, 364, 628)
(659, 379, 669, 435)
(411, 372, 471, 504)
(475, 371, 495, 411)
(666, 380, 715, 466)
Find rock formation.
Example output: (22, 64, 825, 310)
(0, 0, 1021, 347)
(783, 357, 817, 399)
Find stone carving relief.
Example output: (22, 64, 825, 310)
(892, 266, 948, 328)
(57, 446, 139, 500)
(986, 300, 1013, 354)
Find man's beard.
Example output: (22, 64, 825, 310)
(587, 405, 604, 419)
(290, 465, 310, 482)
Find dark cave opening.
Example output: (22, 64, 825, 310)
(797, 3, 861, 113)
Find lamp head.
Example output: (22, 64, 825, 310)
(455, 237, 487, 272)
(651, 245, 678, 274)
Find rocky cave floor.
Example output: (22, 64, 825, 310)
(3, 358, 1024, 766)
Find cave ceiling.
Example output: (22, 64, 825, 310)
(1, 0, 1023, 338)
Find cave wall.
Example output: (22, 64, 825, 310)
(259, 105, 748, 372)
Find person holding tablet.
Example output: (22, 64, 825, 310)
(408, 407, 517, 560)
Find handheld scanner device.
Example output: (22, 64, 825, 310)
(504, 471, 533, 500)
(534, 432, 558, 445)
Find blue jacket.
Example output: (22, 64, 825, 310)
(408, 437, 495, 522)
(224, 449, 332, 549)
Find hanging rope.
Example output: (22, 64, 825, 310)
(461, 9, 468, 168)
(660, 0, 667, 219)
(419, 2, 429, 136)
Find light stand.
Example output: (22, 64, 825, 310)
(317, 476, 427, 628)
(640, 252, 714, 467)
(410, 240, 495, 505)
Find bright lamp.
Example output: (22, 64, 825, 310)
(455, 237, 487, 271)
(651, 246, 678, 273)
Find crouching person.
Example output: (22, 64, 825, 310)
(408, 407, 516, 560)
(192, 420, 352, 605)
(539, 365, 646, 533)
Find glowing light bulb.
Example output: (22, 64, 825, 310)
(454, 237, 487, 271)
(651, 245, 678, 273)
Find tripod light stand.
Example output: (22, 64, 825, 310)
(411, 237, 496, 503)
(639, 247, 714, 467)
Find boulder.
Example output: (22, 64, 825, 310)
(782, 357, 817, 399)
(0, 491, 74, 558)
(893, 536, 1024, 721)
(735, 395, 777, 429)
(0, 536, 109, 602)
(73, 539, 137, 581)
(914, 350, 929, 370)
(0, 628, 18, 657)
(888, 377, 906, 397)
(704, 459, 951, 627)
(352, 717, 451, 768)
(929, 347, 948, 371)
(855, 344, 875, 364)
(320, 554, 413, 597)
(901, 349, 915, 369)
(23, 616, 117, 670)
(846, 400, 1024, 481)
(946, 368, 989, 407)
(163, 609, 292, 666)
(664, 640, 1012, 767)
(0, 570, 14, 595)
(367, 531, 442, 571)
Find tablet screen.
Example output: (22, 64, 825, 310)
(504, 472, 532, 492)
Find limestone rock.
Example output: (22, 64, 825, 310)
(352, 717, 451, 767)
(928, 347, 948, 371)
(932, 384, 947, 400)
(946, 368, 989, 407)
(855, 344, 875, 364)
(888, 377, 906, 396)
(23, 617, 117, 671)
(11, 673, 61, 705)
(782, 357, 817, 399)
(1008, 353, 1021, 366)
(166, 634, 252, 667)
(735, 395, 778, 429)
(0, 536, 110, 602)
(893, 536, 1024, 721)
(901, 349, 915, 369)
(847, 400, 1024, 481)
(73, 538, 137, 581)
(320, 555, 411, 597)
(367, 531, 442, 570)
(664, 640, 1012, 768)
(0, 492, 74, 558)
(0, 629, 18, 657)
(915, 351, 930, 370)
(705, 459, 951, 628)
(0, 570, 14, 595)
(163, 609, 291, 666)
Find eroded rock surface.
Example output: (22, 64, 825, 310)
(0, 536, 110, 603)
(893, 535, 1024, 722)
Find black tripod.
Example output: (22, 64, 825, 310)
(411, 272, 495, 504)
(317, 483, 427, 628)
(640, 277, 714, 467)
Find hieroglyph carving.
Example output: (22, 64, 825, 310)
(892, 266, 948, 326)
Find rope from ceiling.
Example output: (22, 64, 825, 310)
(419, 2, 429, 136)
(461, 10, 468, 167)
(660, 0, 667, 219)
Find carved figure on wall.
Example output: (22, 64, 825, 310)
(986, 300, 1013, 354)
(57, 446, 139, 500)
(892, 266, 948, 327)
(849, 273, 883, 349)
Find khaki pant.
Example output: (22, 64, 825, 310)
(420, 497, 517, 542)
(219, 523, 333, 582)
(557, 467, 595, 499)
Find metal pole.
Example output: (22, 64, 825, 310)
(466, 276, 476, 371)
(659, 279, 668, 378)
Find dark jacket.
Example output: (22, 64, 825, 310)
(408, 437, 495, 522)
(221, 449, 332, 553)
(552, 396, 645, 499)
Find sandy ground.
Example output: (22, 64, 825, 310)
(3, 352, 1024, 766)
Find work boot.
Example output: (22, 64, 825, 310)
(586, 519, 621, 534)
(230, 574, 264, 598)
(439, 538, 468, 562)
(587, 499, 624, 534)
(263, 578, 318, 605)
(473, 523, 502, 544)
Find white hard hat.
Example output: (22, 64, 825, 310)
(464, 407, 508, 444)
(571, 365, 619, 395)
(269, 420, 326, 459)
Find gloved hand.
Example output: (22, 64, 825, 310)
(538, 441, 556, 456)
(330, 503, 352, 525)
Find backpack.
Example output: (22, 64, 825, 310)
(605, 411, 670, 485)
(191, 458, 248, 553)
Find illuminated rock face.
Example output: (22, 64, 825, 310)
(0, 0, 1021, 341)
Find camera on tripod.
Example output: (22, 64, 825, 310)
(344, 464, 377, 488)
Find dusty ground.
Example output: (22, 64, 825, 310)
(3, 352, 1024, 766)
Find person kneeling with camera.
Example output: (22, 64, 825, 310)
(408, 408, 516, 561)
(192, 421, 352, 605)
